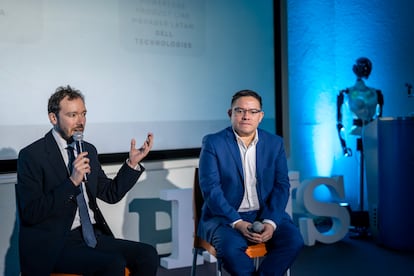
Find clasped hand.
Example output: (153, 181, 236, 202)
(235, 221, 274, 244)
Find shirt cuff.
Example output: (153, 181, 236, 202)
(263, 219, 277, 230)
(231, 219, 242, 228)
(126, 159, 141, 171)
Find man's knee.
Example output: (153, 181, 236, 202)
(99, 254, 126, 275)
(130, 243, 158, 275)
(144, 243, 159, 267)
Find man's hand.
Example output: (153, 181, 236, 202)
(235, 220, 261, 244)
(69, 152, 90, 186)
(258, 223, 275, 243)
(128, 133, 154, 169)
(234, 221, 275, 244)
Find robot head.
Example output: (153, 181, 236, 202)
(352, 57, 372, 79)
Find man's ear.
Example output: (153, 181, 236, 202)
(48, 112, 57, 125)
(227, 109, 232, 118)
(258, 111, 264, 123)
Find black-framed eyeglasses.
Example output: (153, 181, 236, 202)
(232, 107, 262, 116)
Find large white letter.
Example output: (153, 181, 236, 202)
(159, 188, 197, 269)
(296, 176, 350, 246)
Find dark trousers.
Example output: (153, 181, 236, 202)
(53, 227, 158, 276)
(212, 212, 304, 276)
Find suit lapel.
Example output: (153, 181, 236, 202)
(255, 130, 264, 181)
(44, 131, 69, 180)
(225, 128, 244, 180)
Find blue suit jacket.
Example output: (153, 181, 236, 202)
(16, 130, 142, 275)
(197, 127, 291, 242)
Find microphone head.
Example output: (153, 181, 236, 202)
(73, 131, 84, 142)
(252, 221, 264, 233)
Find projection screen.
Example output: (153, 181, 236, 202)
(0, 0, 280, 172)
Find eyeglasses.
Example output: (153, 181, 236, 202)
(232, 107, 262, 116)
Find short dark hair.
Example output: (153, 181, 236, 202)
(231, 89, 262, 108)
(47, 85, 84, 114)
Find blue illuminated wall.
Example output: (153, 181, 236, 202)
(286, 0, 414, 208)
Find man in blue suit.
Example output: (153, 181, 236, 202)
(16, 85, 158, 275)
(198, 90, 303, 275)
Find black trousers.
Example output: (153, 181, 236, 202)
(53, 226, 158, 276)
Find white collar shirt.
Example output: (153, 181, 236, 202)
(234, 129, 260, 212)
(52, 129, 96, 229)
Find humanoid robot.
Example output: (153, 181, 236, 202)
(336, 57, 384, 237)
(336, 57, 384, 157)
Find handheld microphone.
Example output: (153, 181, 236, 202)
(248, 221, 264, 234)
(72, 131, 88, 182)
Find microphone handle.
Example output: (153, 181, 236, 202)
(76, 140, 88, 183)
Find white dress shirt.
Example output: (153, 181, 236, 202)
(235, 130, 260, 212)
(52, 129, 96, 229)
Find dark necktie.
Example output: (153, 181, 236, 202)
(67, 145, 97, 248)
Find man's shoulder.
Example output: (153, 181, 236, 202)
(258, 128, 284, 144)
(83, 139, 98, 153)
(258, 128, 281, 138)
(20, 135, 47, 152)
(19, 131, 54, 156)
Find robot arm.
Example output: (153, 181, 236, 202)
(337, 90, 352, 157)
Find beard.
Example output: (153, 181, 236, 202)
(54, 125, 83, 144)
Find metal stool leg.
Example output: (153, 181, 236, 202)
(216, 258, 222, 276)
